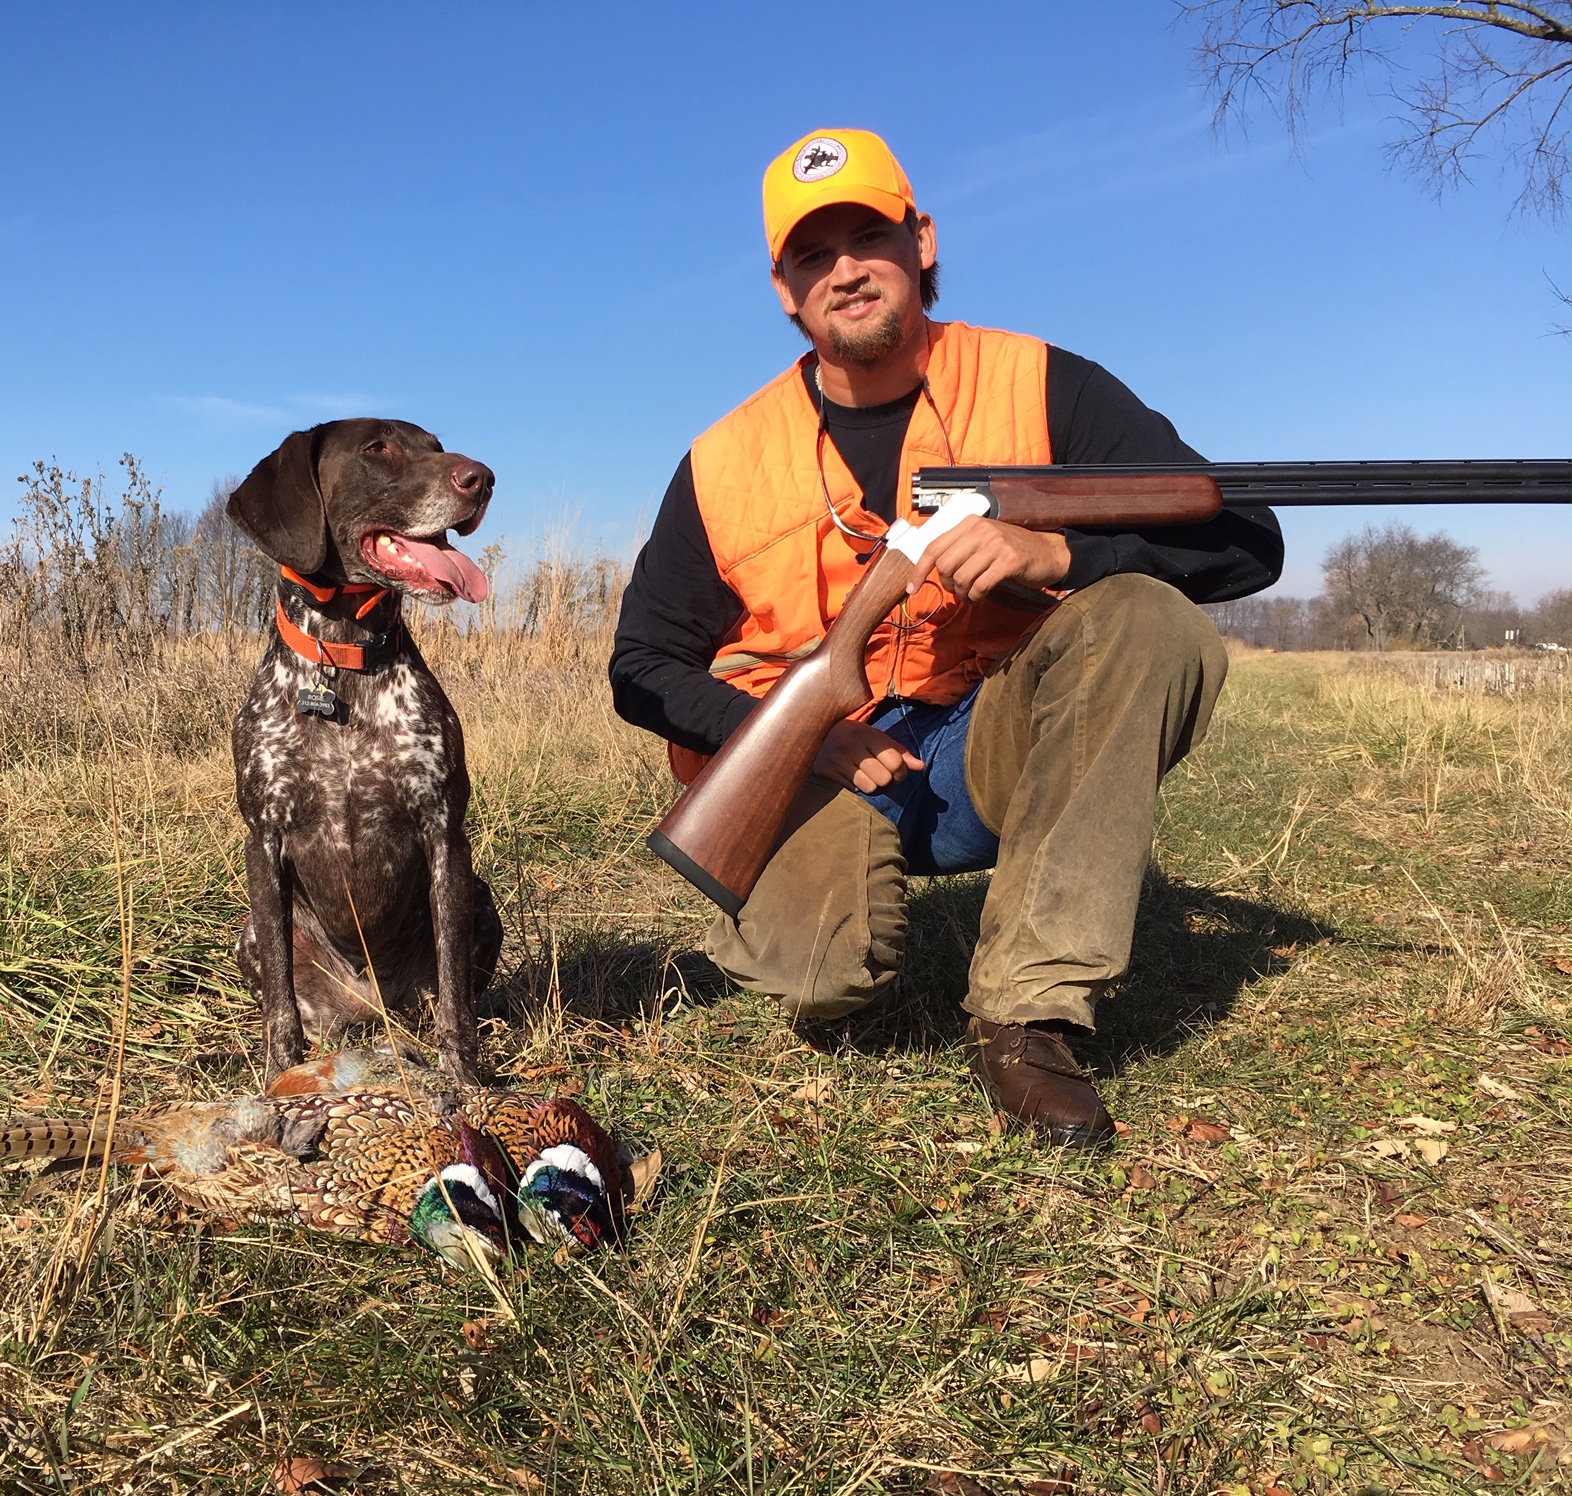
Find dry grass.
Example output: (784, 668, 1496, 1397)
(0, 608, 1567, 1494)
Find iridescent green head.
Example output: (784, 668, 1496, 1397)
(409, 1162, 508, 1269)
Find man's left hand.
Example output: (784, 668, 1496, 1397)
(906, 516, 1070, 604)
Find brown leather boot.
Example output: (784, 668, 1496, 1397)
(965, 1016, 1117, 1149)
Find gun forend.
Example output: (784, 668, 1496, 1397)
(910, 471, 1224, 531)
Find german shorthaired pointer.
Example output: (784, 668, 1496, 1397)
(227, 419, 504, 1085)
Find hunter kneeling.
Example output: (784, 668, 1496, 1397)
(609, 129, 1282, 1147)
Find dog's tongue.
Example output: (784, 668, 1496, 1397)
(391, 535, 488, 603)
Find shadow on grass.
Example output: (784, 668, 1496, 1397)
(821, 865, 1335, 1072)
(484, 933, 732, 1027)
(479, 867, 1334, 1079)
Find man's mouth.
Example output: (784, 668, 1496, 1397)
(359, 530, 489, 603)
(830, 292, 881, 321)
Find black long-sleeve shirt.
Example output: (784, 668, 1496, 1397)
(611, 346, 1282, 755)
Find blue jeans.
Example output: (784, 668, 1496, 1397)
(857, 686, 1000, 876)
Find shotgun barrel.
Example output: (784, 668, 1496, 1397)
(913, 458, 1571, 514)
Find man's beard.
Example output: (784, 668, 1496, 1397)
(824, 302, 907, 365)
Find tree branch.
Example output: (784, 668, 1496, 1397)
(1179, 0, 1571, 219)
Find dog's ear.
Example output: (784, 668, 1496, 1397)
(226, 428, 327, 574)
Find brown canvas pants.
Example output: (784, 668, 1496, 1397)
(704, 574, 1228, 1030)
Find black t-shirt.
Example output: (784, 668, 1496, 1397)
(610, 346, 1282, 756)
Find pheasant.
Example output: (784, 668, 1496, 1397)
(1, 1049, 624, 1268)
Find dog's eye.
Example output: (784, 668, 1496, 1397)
(366, 440, 389, 456)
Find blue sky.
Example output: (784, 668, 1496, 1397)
(2, 2, 1567, 602)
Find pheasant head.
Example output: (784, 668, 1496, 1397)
(517, 1143, 616, 1251)
(406, 1122, 514, 1269)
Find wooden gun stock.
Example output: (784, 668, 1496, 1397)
(646, 540, 918, 916)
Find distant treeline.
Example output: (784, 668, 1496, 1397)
(1206, 521, 1570, 653)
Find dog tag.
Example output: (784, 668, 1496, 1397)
(296, 684, 339, 719)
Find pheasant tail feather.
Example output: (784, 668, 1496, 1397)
(0, 1117, 106, 1162)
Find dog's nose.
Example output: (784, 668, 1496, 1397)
(449, 460, 494, 499)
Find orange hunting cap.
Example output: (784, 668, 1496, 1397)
(763, 129, 916, 262)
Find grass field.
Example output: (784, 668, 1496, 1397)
(0, 620, 1567, 1495)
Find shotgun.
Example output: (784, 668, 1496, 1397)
(647, 459, 1571, 915)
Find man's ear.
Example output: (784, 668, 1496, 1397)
(226, 428, 328, 574)
(770, 261, 801, 319)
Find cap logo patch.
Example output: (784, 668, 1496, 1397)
(793, 137, 847, 183)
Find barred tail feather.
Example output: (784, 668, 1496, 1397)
(0, 1117, 107, 1162)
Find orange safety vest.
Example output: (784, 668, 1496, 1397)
(671, 320, 1054, 783)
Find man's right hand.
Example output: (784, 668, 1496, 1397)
(812, 719, 923, 794)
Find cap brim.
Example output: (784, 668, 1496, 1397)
(769, 185, 911, 262)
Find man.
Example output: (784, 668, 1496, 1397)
(610, 129, 1281, 1146)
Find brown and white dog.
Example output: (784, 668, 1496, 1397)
(226, 419, 503, 1084)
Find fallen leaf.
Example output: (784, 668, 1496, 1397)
(1367, 1138, 1411, 1159)
(1396, 1115, 1458, 1135)
(1112, 1120, 1133, 1137)
(623, 1147, 663, 1212)
(271, 1457, 351, 1494)
(1162, 1115, 1188, 1134)
(1140, 1410, 1163, 1436)
(1554, 958, 1571, 976)
(1476, 1074, 1524, 1102)
(1186, 1120, 1232, 1144)
(1488, 1427, 1548, 1455)
(794, 1076, 836, 1107)
(1019, 1477, 1077, 1495)
(1484, 1280, 1556, 1335)
(1129, 1165, 1157, 1190)
(506, 1469, 545, 1491)
(1415, 1138, 1449, 1167)
(462, 1319, 489, 1352)
(1395, 1213, 1428, 1229)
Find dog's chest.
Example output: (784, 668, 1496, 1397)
(237, 655, 459, 836)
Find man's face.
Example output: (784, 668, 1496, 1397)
(772, 203, 936, 366)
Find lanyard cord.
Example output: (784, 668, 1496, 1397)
(812, 361, 959, 546)
(812, 359, 960, 630)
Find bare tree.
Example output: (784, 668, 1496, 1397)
(1323, 521, 1484, 647)
(192, 476, 270, 634)
(1180, 2, 1571, 221)
(1530, 584, 1570, 644)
